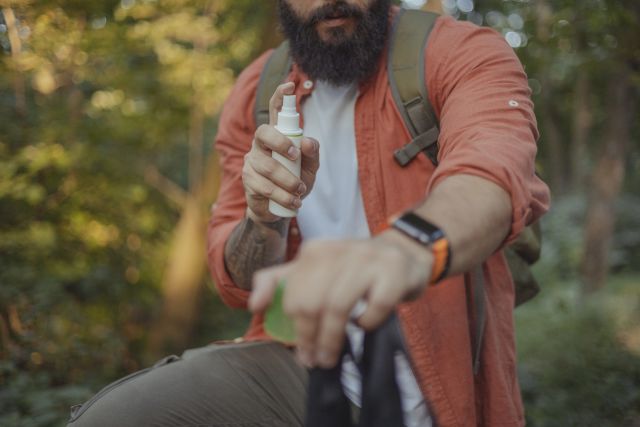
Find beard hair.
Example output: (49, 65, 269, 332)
(277, 0, 391, 86)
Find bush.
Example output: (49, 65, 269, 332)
(516, 280, 640, 427)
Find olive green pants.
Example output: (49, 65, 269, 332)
(67, 341, 308, 427)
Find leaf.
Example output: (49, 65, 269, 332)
(264, 280, 296, 343)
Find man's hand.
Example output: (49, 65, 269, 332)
(224, 82, 320, 290)
(249, 231, 433, 369)
(243, 81, 320, 223)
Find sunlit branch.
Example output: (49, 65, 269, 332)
(144, 165, 188, 208)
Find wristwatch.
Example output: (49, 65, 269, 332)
(391, 212, 451, 284)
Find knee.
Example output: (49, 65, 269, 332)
(65, 382, 147, 427)
(66, 355, 181, 427)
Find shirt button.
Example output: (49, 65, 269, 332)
(290, 226, 299, 237)
(303, 80, 313, 90)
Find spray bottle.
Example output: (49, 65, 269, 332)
(269, 94, 303, 217)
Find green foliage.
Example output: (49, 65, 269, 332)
(469, 0, 640, 191)
(1, 0, 265, 424)
(0, 360, 94, 427)
(532, 195, 587, 283)
(264, 281, 296, 342)
(516, 278, 640, 426)
(531, 192, 640, 285)
(613, 195, 640, 272)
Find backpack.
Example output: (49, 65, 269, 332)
(254, 8, 542, 371)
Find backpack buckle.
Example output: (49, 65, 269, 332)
(393, 126, 440, 167)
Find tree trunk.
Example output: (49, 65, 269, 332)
(539, 79, 567, 193)
(146, 195, 206, 357)
(569, 69, 591, 192)
(189, 37, 206, 195)
(2, 8, 27, 118)
(534, 0, 569, 193)
(146, 16, 221, 357)
(0, 311, 13, 358)
(568, 4, 593, 193)
(146, 152, 221, 359)
(580, 67, 634, 294)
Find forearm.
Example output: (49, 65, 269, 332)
(381, 174, 512, 280)
(224, 213, 289, 290)
(415, 174, 512, 275)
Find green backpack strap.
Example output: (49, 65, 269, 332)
(387, 9, 440, 167)
(254, 40, 292, 128)
(469, 266, 486, 375)
(388, 9, 488, 374)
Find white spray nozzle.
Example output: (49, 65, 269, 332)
(277, 95, 301, 134)
(282, 95, 297, 113)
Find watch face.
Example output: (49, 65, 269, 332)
(393, 213, 445, 245)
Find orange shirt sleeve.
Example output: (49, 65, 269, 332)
(206, 51, 272, 308)
(425, 17, 550, 243)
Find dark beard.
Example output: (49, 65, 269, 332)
(277, 0, 391, 86)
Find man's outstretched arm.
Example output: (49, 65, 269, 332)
(413, 174, 512, 276)
(249, 173, 511, 368)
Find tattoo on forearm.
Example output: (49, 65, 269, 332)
(224, 217, 288, 290)
(260, 218, 288, 238)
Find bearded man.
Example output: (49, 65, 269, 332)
(68, 1, 549, 426)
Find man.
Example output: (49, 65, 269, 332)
(68, 1, 549, 426)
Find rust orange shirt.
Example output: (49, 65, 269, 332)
(207, 12, 550, 427)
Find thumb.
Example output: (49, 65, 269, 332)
(249, 264, 291, 313)
(300, 137, 320, 194)
(268, 82, 296, 126)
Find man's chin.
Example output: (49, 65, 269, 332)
(278, 0, 390, 85)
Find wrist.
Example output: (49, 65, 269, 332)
(388, 212, 451, 285)
(246, 207, 290, 228)
(374, 230, 433, 294)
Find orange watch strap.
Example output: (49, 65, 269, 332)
(383, 213, 451, 285)
(428, 237, 450, 285)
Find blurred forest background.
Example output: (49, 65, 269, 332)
(0, 0, 639, 425)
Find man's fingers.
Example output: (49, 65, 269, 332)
(255, 124, 300, 161)
(293, 314, 320, 368)
(248, 155, 306, 196)
(244, 170, 302, 210)
(315, 306, 349, 368)
(282, 254, 338, 368)
(300, 137, 319, 160)
(249, 264, 290, 313)
(356, 276, 400, 331)
(314, 266, 372, 368)
(269, 82, 296, 126)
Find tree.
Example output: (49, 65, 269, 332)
(467, 0, 640, 291)
(0, 1, 266, 423)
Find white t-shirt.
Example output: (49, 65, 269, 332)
(297, 80, 432, 427)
